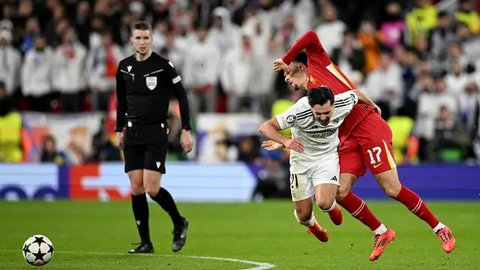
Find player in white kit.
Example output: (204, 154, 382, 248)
(259, 86, 378, 242)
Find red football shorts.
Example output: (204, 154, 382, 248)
(339, 112, 396, 177)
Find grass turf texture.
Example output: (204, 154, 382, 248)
(0, 200, 478, 269)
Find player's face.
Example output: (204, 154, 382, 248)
(285, 63, 308, 91)
(131, 29, 152, 56)
(312, 101, 334, 126)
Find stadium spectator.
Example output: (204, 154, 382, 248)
(430, 105, 469, 162)
(455, 0, 480, 34)
(158, 32, 187, 74)
(253, 150, 290, 200)
(91, 118, 121, 162)
(21, 35, 53, 112)
(278, 0, 315, 40)
(183, 25, 220, 115)
(407, 70, 435, 118)
(74, 1, 92, 49)
(273, 12, 301, 54)
(20, 17, 41, 54)
(314, 4, 346, 56)
(379, 1, 405, 49)
(330, 30, 366, 79)
(414, 75, 459, 160)
(45, 4, 68, 48)
(220, 32, 260, 112)
(445, 60, 470, 95)
(0, 81, 23, 163)
(357, 18, 383, 74)
(208, 6, 242, 56)
(387, 108, 416, 164)
(52, 26, 87, 112)
(115, 21, 191, 254)
(252, 37, 282, 117)
(118, 10, 135, 51)
(405, 0, 438, 47)
(241, 9, 277, 117)
(237, 135, 261, 164)
(39, 134, 66, 164)
(395, 45, 418, 117)
(428, 11, 456, 70)
(151, 0, 171, 25)
(0, 29, 21, 97)
(365, 49, 404, 119)
(152, 20, 169, 53)
(454, 22, 480, 65)
(88, 15, 107, 51)
(458, 80, 479, 134)
(86, 29, 123, 111)
(15, 0, 34, 31)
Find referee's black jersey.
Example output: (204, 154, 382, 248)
(115, 52, 191, 132)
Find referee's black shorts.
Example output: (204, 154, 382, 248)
(123, 121, 168, 173)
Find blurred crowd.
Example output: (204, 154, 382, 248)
(1, 0, 480, 171)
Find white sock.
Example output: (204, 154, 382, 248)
(321, 200, 337, 212)
(433, 222, 445, 233)
(374, 224, 388, 235)
(294, 210, 315, 227)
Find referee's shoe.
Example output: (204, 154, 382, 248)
(172, 218, 189, 252)
(128, 242, 154, 254)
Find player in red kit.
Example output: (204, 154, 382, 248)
(270, 30, 455, 260)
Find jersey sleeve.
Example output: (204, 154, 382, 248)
(282, 30, 325, 64)
(166, 60, 182, 86)
(167, 60, 191, 130)
(334, 91, 358, 113)
(115, 62, 127, 132)
(275, 98, 309, 130)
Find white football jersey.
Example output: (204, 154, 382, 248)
(276, 91, 358, 173)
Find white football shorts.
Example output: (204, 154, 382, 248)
(289, 158, 340, 202)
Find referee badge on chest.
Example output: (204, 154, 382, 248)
(146, 76, 157, 90)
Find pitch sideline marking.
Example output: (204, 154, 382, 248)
(2, 249, 276, 270)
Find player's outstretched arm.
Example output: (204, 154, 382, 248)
(282, 30, 324, 65)
(259, 118, 304, 152)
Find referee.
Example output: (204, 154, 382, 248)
(115, 21, 193, 254)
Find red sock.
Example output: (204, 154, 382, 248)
(338, 192, 381, 231)
(394, 185, 439, 228)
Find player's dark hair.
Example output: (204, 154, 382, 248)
(293, 51, 308, 67)
(130, 21, 152, 35)
(308, 86, 335, 107)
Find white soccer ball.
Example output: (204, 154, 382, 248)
(22, 234, 54, 266)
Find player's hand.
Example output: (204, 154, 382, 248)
(115, 131, 124, 150)
(180, 129, 193, 153)
(273, 58, 289, 74)
(284, 138, 304, 152)
(261, 140, 284, 151)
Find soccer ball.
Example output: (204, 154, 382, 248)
(22, 234, 54, 266)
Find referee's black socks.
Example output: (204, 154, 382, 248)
(150, 187, 183, 225)
(131, 193, 151, 244)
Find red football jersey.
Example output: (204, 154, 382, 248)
(282, 30, 375, 142)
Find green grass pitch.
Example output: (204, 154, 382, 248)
(0, 200, 478, 269)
